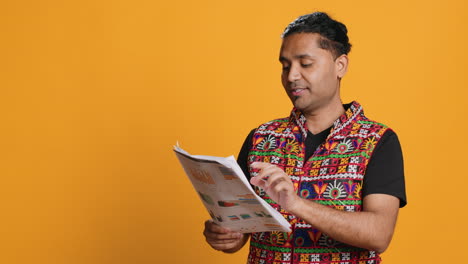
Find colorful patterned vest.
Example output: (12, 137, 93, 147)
(246, 101, 389, 264)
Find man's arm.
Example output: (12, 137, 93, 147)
(291, 193, 398, 253)
(250, 162, 400, 254)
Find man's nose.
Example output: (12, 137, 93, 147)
(287, 65, 301, 82)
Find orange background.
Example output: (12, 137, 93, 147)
(1, 0, 467, 263)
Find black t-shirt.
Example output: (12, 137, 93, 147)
(237, 127, 407, 208)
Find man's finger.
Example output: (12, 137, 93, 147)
(209, 241, 240, 251)
(205, 220, 230, 233)
(251, 162, 273, 169)
(250, 177, 264, 188)
(204, 220, 243, 240)
(205, 231, 243, 240)
(250, 162, 283, 187)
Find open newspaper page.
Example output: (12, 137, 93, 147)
(174, 145, 291, 233)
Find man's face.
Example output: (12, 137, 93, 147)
(279, 33, 346, 114)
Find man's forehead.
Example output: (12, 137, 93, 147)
(279, 34, 324, 59)
(281, 33, 323, 49)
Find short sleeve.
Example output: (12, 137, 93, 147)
(237, 129, 255, 181)
(362, 130, 407, 207)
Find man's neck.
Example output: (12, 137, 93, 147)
(303, 101, 345, 135)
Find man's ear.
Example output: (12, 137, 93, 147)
(335, 54, 349, 79)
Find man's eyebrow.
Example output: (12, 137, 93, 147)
(279, 54, 313, 62)
(279, 56, 289, 62)
(296, 54, 313, 59)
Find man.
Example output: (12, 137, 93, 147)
(203, 12, 406, 264)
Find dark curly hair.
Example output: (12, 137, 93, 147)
(282, 12, 352, 58)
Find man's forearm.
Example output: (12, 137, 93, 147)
(250, 162, 401, 253)
(288, 194, 399, 253)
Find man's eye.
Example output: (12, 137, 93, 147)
(282, 66, 290, 71)
(301, 64, 312, 68)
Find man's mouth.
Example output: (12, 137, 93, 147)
(291, 88, 307, 96)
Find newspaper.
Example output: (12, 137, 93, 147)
(174, 144, 291, 233)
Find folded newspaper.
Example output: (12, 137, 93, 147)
(174, 144, 291, 233)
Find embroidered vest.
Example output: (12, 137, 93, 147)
(246, 101, 389, 264)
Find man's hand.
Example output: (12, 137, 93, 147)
(203, 220, 249, 253)
(250, 162, 301, 212)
